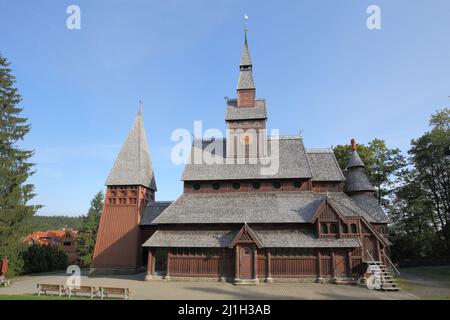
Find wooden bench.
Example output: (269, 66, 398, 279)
(99, 287, 130, 300)
(37, 284, 65, 296)
(67, 285, 97, 298)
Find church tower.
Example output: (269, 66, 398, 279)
(226, 25, 267, 159)
(91, 111, 156, 274)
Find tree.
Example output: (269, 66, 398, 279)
(77, 191, 104, 266)
(0, 54, 40, 275)
(409, 108, 450, 252)
(333, 138, 406, 206)
(21, 244, 68, 274)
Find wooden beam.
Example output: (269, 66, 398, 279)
(253, 248, 258, 279)
(234, 246, 239, 280)
(317, 250, 322, 278)
(267, 249, 272, 279)
(331, 249, 336, 278)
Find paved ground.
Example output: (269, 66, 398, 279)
(399, 271, 450, 300)
(0, 271, 414, 300)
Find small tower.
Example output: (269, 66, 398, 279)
(344, 139, 387, 222)
(225, 20, 267, 159)
(91, 111, 156, 274)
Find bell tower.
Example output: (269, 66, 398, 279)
(91, 111, 156, 274)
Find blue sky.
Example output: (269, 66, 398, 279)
(1, 0, 448, 216)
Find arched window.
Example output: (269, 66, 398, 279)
(252, 181, 261, 190)
(193, 183, 201, 191)
(351, 223, 358, 234)
(321, 223, 328, 234)
(232, 182, 241, 190)
(330, 224, 338, 234)
(273, 181, 281, 189)
(342, 224, 349, 234)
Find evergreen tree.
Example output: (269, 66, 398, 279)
(0, 54, 40, 275)
(77, 191, 104, 266)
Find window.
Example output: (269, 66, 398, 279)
(232, 182, 241, 190)
(342, 224, 349, 234)
(193, 183, 201, 191)
(321, 223, 329, 234)
(330, 223, 338, 234)
(293, 180, 302, 189)
(272, 181, 281, 189)
(63, 242, 71, 247)
(212, 182, 220, 190)
(252, 182, 261, 190)
(351, 223, 358, 234)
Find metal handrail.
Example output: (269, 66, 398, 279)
(383, 252, 400, 276)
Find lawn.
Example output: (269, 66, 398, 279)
(400, 265, 450, 282)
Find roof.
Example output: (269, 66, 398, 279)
(23, 229, 78, 245)
(344, 167, 375, 193)
(226, 99, 267, 121)
(240, 34, 252, 66)
(349, 193, 388, 223)
(326, 192, 378, 223)
(142, 228, 360, 248)
(237, 70, 255, 90)
(105, 112, 156, 190)
(306, 149, 345, 181)
(140, 201, 173, 225)
(346, 151, 365, 169)
(152, 191, 324, 224)
(181, 136, 313, 181)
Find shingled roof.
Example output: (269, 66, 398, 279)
(306, 149, 345, 182)
(142, 228, 360, 248)
(237, 32, 255, 90)
(349, 193, 388, 223)
(106, 111, 156, 190)
(181, 136, 312, 181)
(140, 201, 173, 225)
(226, 99, 267, 121)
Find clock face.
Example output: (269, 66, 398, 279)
(240, 133, 253, 145)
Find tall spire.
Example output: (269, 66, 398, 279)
(344, 139, 374, 193)
(106, 111, 156, 190)
(237, 15, 256, 107)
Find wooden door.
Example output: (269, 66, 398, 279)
(334, 250, 347, 277)
(363, 236, 379, 261)
(239, 247, 253, 279)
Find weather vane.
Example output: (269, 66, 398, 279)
(138, 99, 144, 114)
(244, 14, 249, 32)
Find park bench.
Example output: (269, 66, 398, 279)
(67, 285, 97, 298)
(37, 283, 65, 296)
(99, 287, 130, 300)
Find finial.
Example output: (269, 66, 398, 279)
(138, 99, 144, 115)
(351, 138, 357, 151)
(244, 14, 249, 33)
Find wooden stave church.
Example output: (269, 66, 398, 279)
(91, 30, 391, 284)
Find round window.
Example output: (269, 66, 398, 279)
(273, 181, 281, 189)
(212, 182, 220, 190)
(193, 183, 201, 191)
(252, 182, 261, 190)
(293, 180, 302, 189)
(232, 182, 241, 190)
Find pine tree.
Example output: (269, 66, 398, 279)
(77, 191, 104, 266)
(0, 54, 40, 275)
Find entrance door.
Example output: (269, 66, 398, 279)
(239, 247, 253, 279)
(363, 236, 379, 261)
(334, 250, 348, 277)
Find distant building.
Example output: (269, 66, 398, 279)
(23, 229, 79, 264)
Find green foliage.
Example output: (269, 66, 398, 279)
(0, 54, 40, 276)
(20, 243, 68, 274)
(24, 215, 83, 232)
(77, 191, 104, 267)
(333, 138, 406, 205)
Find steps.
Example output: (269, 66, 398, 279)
(365, 261, 399, 291)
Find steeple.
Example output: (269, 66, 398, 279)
(237, 16, 256, 107)
(344, 139, 374, 193)
(106, 111, 156, 190)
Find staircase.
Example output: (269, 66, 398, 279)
(365, 260, 399, 291)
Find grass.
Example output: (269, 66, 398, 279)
(400, 265, 450, 282)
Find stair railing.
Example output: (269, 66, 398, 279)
(383, 252, 400, 276)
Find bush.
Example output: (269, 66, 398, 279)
(21, 244, 68, 274)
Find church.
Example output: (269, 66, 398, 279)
(91, 28, 391, 285)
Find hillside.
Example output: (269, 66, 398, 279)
(25, 215, 84, 232)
